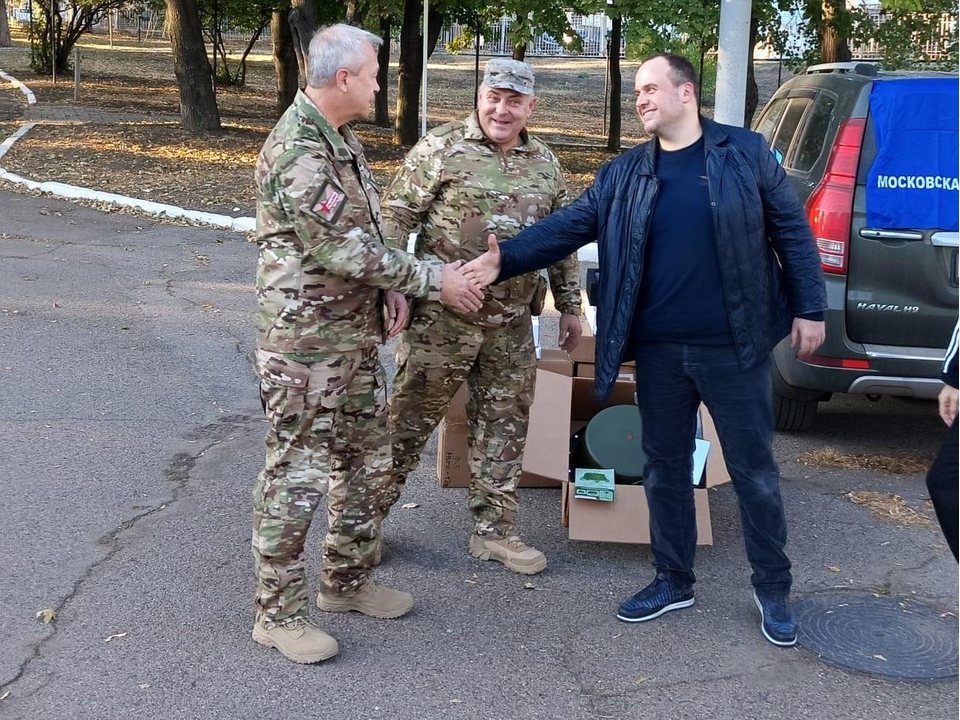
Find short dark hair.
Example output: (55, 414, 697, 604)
(640, 53, 699, 97)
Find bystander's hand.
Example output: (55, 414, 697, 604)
(462, 234, 502, 288)
(938, 383, 958, 426)
(440, 261, 485, 314)
(384, 291, 410, 339)
(558, 313, 582, 352)
(791, 318, 826, 357)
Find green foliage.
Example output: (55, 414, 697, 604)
(616, 0, 719, 65)
(199, 0, 282, 86)
(442, 0, 584, 55)
(29, 0, 127, 75)
(870, 0, 958, 69)
(763, 0, 956, 71)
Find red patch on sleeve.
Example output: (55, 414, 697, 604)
(310, 181, 347, 224)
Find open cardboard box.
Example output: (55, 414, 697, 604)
(561, 375, 729, 545)
(436, 342, 731, 545)
(437, 355, 574, 489)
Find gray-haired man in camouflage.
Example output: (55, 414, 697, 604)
(380, 59, 582, 575)
(251, 24, 483, 664)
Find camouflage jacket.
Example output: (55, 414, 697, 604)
(254, 91, 442, 354)
(382, 112, 580, 327)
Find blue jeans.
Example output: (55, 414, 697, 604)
(634, 342, 791, 595)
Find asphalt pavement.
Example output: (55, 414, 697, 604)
(0, 189, 957, 719)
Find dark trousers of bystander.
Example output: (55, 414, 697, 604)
(926, 420, 958, 561)
(634, 342, 792, 595)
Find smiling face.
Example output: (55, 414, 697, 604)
(476, 84, 538, 151)
(634, 56, 695, 137)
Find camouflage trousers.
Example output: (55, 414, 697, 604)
(385, 301, 536, 537)
(251, 346, 389, 627)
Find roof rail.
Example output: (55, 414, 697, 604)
(805, 62, 879, 77)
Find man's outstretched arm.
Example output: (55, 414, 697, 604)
(464, 170, 607, 286)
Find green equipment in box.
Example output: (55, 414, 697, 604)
(574, 404, 646, 484)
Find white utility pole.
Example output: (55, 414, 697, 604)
(714, 0, 751, 126)
(421, 0, 429, 137)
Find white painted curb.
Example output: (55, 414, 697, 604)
(0, 121, 34, 161)
(0, 69, 37, 105)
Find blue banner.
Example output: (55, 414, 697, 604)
(866, 78, 959, 231)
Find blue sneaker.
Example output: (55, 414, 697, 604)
(753, 592, 797, 647)
(617, 574, 695, 623)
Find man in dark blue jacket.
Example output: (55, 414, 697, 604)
(926, 319, 958, 560)
(463, 54, 827, 647)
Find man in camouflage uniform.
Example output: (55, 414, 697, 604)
(380, 59, 582, 575)
(251, 24, 482, 664)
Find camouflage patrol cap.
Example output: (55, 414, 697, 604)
(483, 58, 536, 95)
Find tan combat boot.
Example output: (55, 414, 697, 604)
(251, 617, 339, 664)
(469, 534, 547, 575)
(316, 580, 413, 619)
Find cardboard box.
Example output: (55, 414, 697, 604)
(562, 482, 713, 545)
(437, 369, 573, 488)
(538, 349, 575, 376)
(574, 362, 636, 381)
(435, 355, 732, 547)
(558, 376, 729, 545)
(566, 315, 597, 364)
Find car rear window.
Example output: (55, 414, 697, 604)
(771, 98, 812, 166)
(792, 94, 837, 173)
(755, 98, 787, 144)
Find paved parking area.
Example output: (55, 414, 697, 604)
(0, 189, 956, 719)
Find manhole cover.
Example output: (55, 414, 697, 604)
(794, 592, 958, 680)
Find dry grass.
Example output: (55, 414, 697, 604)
(797, 448, 932, 475)
(844, 491, 937, 528)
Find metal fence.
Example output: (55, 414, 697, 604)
(441, 13, 623, 58)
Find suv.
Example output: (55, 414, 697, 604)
(753, 62, 958, 431)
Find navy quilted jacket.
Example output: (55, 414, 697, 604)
(498, 117, 827, 400)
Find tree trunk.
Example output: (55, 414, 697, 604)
(0, 0, 11, 47)
(605, 14, 622, 153)
(819, 0, 851, 63)
(375, 14, 391, 127)
(743, 12, 759, 127)
(273, 6, 299, 116)
(289, 0, 318, 89)
(512, 42, 526, 61)
(165, 0, 221, 133)
(394, 0, 443, 145)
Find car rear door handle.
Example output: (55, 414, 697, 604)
(931, 232, 959, 248)
(859, 228, 924, 241)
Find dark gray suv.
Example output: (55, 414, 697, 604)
(754, 62, 958, 431)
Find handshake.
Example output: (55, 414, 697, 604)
(439, 235, 503, 313)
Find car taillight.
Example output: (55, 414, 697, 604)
(798, 352, 871, 370)
(805, 118, 866, 275)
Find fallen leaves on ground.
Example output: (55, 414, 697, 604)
(797, 448, 931, 474)
(35, 608, 56, 624)
(843, 491, 936, 528)
(401, 502, 419, 509)
(103, 632, 128, 642)
(0, 123, 264, 218)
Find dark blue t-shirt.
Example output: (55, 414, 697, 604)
(632, 136, 734, 345)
